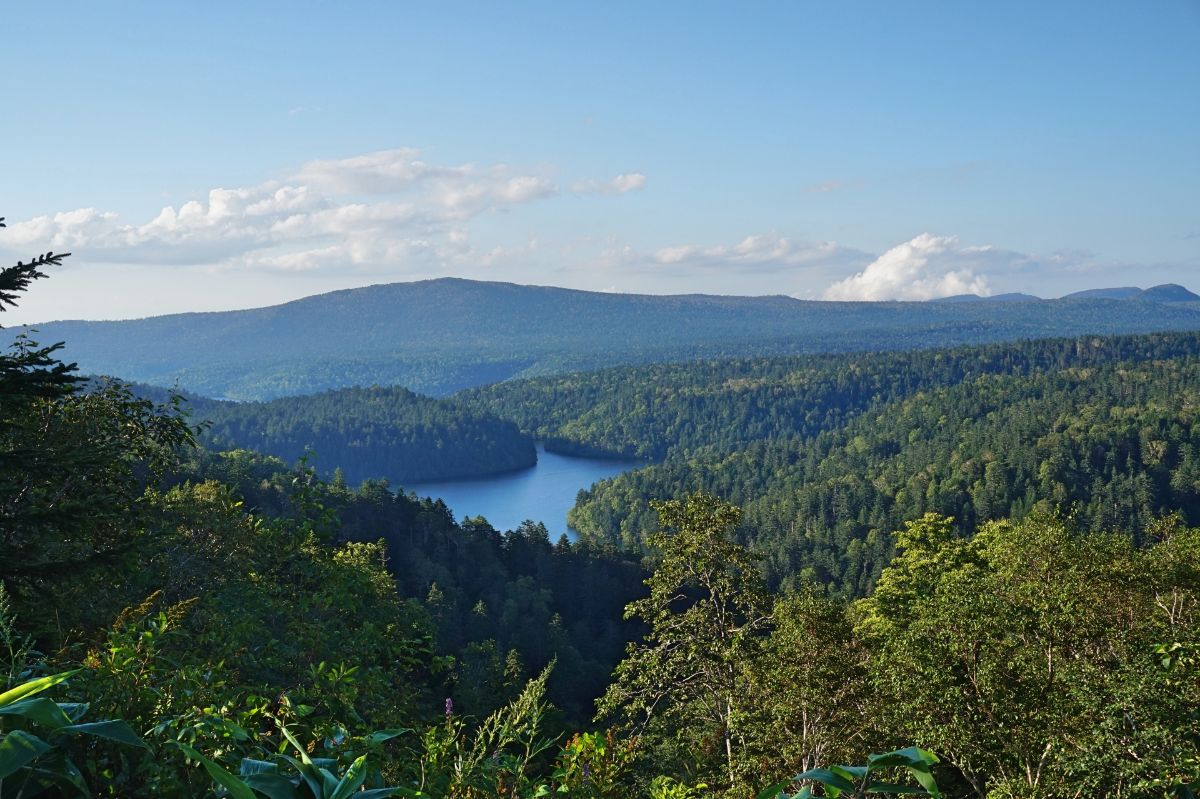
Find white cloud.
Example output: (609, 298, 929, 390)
(652, 233, 868, 273)
(823, 233, 1026, 301)
(2, 148, 633, 273)
(291, 148, 444, 194)
(571, 172, 647, 196)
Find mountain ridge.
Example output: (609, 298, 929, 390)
(15, 277, 1200, 400)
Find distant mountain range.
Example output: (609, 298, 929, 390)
(930, 292, 1042, 303)
(13, 278, 1200, 400)
(1061, 287, 1144, 300)
(932, 284, 1200, 304)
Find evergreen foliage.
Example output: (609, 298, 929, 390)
(566, 353, 1200, 594)
(181, 385, 537, 484)
(464, 331, 1200, 461)
(169, 447, 647, 724)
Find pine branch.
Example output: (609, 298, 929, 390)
(0, 218, 72, 312)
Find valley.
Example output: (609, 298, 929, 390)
(10, 263, 1200, 798)
(7, 5, 1199, 792)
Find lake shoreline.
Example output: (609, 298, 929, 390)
(403, 444, 644, 536)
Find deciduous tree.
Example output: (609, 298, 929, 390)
(597, 492, 769, 791)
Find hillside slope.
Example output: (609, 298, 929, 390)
(124, 382, 536, 484)
(550, 340, 1200, 594)
(18, 278, 1200, 399)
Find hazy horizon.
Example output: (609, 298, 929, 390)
(12, 274, 1198, 328)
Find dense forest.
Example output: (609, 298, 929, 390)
(462, 331, 1200, 460)
(185, 385, 537, 484)
(3, 231, 1198, 797)
(463, 331, 1200, 594)
(169, 447, 646, 724)
(567, 356, 1200, 593)
(17, 277, 1200, 399)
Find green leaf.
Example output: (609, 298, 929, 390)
(365, 728, 412, 746)
(60, 719, 147, 748)
(57, 702, 89, 722)
(755, 780, 792, 799)
(906, 765, 941, 798)
(280, 726, 314, 766)
(868, 747, 938, 769)
(329, 754, 368, 799)
(0, 671, 78, 708)
(0, 729, 52, 780)
(18, 759, 94, 798)
(865, 782, 932, 795)
(318, 766, 341, 796)
(221, 719, 251, 742)
(793, 767, 857, 792)
(0, 697, 73, 730)
(243, 772, 299, 799)
(354, 790, 407, 798)
(240, 758, 282, 776)
(176, 742, 258, 799)
(280, 754, 324, 798)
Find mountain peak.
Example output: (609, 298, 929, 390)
(1136, 284, 1200, 303)
(1061, 285, 1199, 303)
(1062, 287, 1143, 301)
(929, 292, 1040, 304)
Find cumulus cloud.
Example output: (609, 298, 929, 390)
(2, 148, 626, 273)
(822, 233, 1029, 301)
(570, 172, 647, 195)
(652, 233, 869, 273)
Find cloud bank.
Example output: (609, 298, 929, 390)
(2, 149, 645, 273)
(653, 234, 869, 273)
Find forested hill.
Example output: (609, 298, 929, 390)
(460, 331, 1200, 460)
(569, 356, 1200, 593)
(19, 277, 1200, 399)
(460, 331, 1200, 592)
(128, 382, 537, 484)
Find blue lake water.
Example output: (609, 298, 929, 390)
(405, 445, 641, 537)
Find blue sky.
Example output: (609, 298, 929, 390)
(4, 1, 1198, 322)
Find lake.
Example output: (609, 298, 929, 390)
(405, 445, 641, 537)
